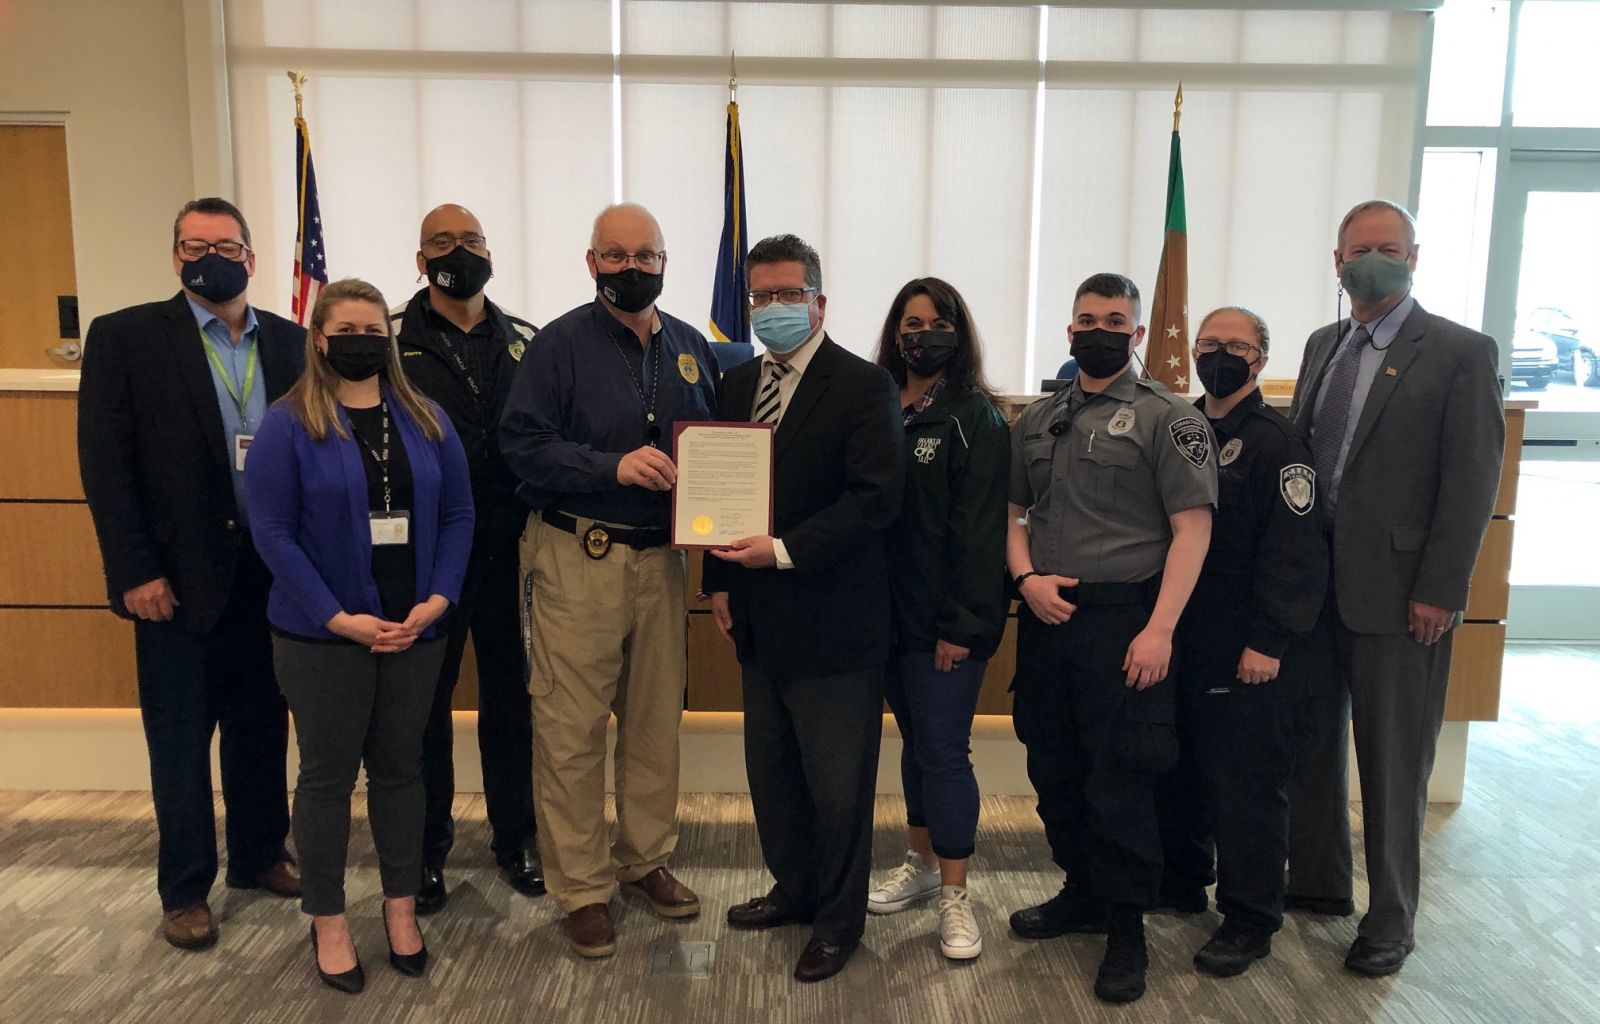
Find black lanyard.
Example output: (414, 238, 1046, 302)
(609, 329, 664, 444)
(437, 327, 485, 403)
(348, 401, 393, 512)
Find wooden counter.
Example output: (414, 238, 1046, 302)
(0, 372, 1528, 722)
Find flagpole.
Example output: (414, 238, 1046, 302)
(1173, 81, 1182, 133)
(729, 51, 737, 104)
(287, 71, 307, 122)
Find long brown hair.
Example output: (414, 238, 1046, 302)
(283, 278, 443, 442)
(872, 277, 999, 405)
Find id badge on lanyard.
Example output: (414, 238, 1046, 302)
(370, 511, 411, 545)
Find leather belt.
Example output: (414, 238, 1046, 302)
(1060, 574, 1162, 607)
(541, 508, 668, 559)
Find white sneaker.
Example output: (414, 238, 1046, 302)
(938, 887, 983, 960)
(867, 851, 941, 914)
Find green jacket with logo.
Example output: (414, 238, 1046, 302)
(885, 388, 1011, 660)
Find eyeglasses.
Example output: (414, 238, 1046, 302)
(592, 249, 665, 271)
(1194, 338, 1262, 360)
(177, 239, 250, 261)
(422, 232, 489, 256)
(747, 288, 817, 309)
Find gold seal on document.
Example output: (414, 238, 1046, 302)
(691, 515, 714, 537)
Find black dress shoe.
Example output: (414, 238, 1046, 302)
(383, 907, 429, 977)
(309, 923, 364, 994)
(415, 868, 447, 917)
(1344, 936, 1414, 977)
(1009, 884, 1107, 939)
(496, 843, 547, 898)
(1285, 893, 1356, 917)
(1094, 928, 1149, 1004)
(726, 896, 808, 931)
(794, 938, 857, 983)
(1193, 922, 1273, 977)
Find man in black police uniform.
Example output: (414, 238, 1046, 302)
(392, 204, 542, 912)
(1154, 307, 1328, 977)
(1006, 273, 1215, 1004)
(499, 202, 716, 959)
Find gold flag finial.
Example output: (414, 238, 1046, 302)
(287, 71, 307, 121)
(729, 51, 738, 104)
(1173, 81, 1183, 133)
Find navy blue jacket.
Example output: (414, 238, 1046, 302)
(499, 299, 718, 527)
(245, 386, 475, 641)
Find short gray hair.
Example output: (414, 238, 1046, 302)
(748, 234, 822, 291)
(1197, 305, 1271, 353)
(1336, 199, 1417, 250)
(590, 202, 663, 250)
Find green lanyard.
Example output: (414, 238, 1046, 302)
(198, 326, 259, 422)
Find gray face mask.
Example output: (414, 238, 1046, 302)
(1339, 250, 1412, 304)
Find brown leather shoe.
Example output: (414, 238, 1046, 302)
(162, 902, 218, 951)
(625, 867, 700, 919)
(260, 860, 302, 898)
(566, 903, 617, 958)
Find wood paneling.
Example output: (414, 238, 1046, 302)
(687, 611, 740, 711)
(0, 393, 83, 499)
(1495, 410, 1525, 517)
(976, 615, 1017, 716)
(1464, 518, 1513, 622)
(0, 125, 78, 369)
(0, 609, 136, 707)
(0, 502, 105, 605)
(1444, 622, 1506, 722)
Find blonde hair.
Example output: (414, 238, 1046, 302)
(283, 278, 444, 443)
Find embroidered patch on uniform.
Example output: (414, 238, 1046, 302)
(1107, 407, 1136, 436)
(1220, 438, 1243, 466)
(508, 340, 526, 361)
(1280, 463, 1315, 516)
(1168, 416, 1211, 468)
(913, 437, 942, 464)
(678, 353, 700, 384)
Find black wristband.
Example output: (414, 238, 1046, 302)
(1014, 570, 1040, 588)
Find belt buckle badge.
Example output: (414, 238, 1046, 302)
(583, 524, 612, 560)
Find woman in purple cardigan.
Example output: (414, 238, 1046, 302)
(245, 278, 473, 994)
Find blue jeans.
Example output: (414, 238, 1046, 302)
(883, 650, 985, 860)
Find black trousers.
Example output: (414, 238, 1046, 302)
(420, 515, 537, 866)
(1157, 628, 1303, 932)
(1286, 579, 1354, 907)
(132, 546, 290, 911)
(1012, 600, 1177, 911)
(742, 662, 884, 947)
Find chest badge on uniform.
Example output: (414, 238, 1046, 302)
(914, 437, 942, 464)
(583, 525, 612, 559)
(1107, 407, 1136, 436)
(508, 340, 526, 361)
(1280, 464, 1316, 516)
(1219, 438, 1243, 466)
(1169, 416, 1211, 468)
(678, 353, 701, 384)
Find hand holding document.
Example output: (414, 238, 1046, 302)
(671, 422, 774, 549)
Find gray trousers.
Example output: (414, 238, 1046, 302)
(1287, 587, 1453, 944)
(273, 635, 445, 916)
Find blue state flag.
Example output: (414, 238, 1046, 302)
(709, 99, 750, 354)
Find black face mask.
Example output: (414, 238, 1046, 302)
(900, 330, 959, 377)
(425, 246, 494, 300)
(180, 253, 250, 304)
(1196, 349, 1255, 399)
(323, 335, 390, 382)
(1069, 327, 1133, 379)
(596, 267, 665, 314)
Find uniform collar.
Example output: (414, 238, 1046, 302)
(1194, 387, 1264, 435)
(591, 297, 663, 343)
(1075, 367, 1140, 405)
(418, 290, 496, 338)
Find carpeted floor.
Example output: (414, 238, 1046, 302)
(3, 643, 1597, 1023)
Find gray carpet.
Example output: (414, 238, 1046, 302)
(3, 643, 1598, 1023)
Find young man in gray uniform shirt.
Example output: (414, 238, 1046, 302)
(1005, 273, 1217, 1004)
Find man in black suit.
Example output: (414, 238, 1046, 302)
(78, 198, 306, 950)
(704, 234, 904, 983)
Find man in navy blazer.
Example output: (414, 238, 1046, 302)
(78, 198, 306, 951)
(704, 234, 904, 983)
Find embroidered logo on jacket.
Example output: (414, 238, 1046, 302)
(914, 437, 942, 464)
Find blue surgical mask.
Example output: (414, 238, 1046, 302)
(751, 301, 815, 354)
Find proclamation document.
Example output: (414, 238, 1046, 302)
(671, 421, 775, 550)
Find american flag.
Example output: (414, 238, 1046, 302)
(291, 105, 328, 325)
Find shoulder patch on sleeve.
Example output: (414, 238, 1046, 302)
(1280, 463, 1315, 515)
(1168, 415, 1211, 469)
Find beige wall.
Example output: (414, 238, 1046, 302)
(0, 0, 211, 331)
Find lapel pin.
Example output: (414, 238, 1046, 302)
(1385, 367, 1398, 377)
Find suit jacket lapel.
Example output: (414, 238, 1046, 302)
(167, 293, 231, 468)
(774, 336, 835, 462)
(723, 359, 759, 426)
(1345, 304, 1428, 466)
(1293, 322, 1344, 429)
(259, 315, 301, 402)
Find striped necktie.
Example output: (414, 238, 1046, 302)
(753, 360, 792, 424)
(1309, 324, 1372, 486)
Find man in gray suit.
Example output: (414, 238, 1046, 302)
(1286, 199, 1503, 977)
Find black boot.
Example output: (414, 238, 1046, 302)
(1009, 882, 1108, 939)
(1194, 920, 1272, 977)
(1094, 908, 1149, 1004)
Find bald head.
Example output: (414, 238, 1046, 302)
(420, 204, 483, 246)
(590, 203, 664, 252)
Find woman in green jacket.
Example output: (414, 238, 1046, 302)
(866, 278, 1010, 961)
